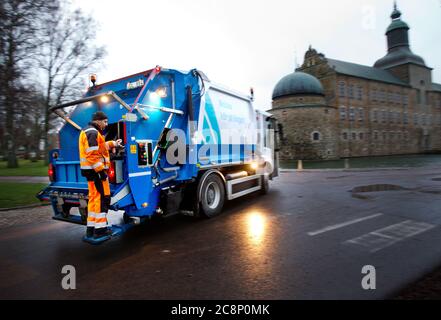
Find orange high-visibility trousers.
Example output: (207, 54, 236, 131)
(87, 176, 111, 230)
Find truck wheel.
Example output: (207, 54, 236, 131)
(61, 203, 72, 218)
(199, 173, 225, 218)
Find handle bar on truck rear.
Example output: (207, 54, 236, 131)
(49, 91, 148, 130)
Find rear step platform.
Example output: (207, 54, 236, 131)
(53, 213, 139, 244)
(82, 225, 132, 245)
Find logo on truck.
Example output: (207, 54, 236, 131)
(127, 79, 144, 90)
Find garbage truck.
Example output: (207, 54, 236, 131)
(37, 66, 279, 243)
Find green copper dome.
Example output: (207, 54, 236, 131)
(272, 72, 324, 99)
(386, 19, 409, 34)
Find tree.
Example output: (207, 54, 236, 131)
(0, 0, 56, 167)
(36, 4, 106, 163)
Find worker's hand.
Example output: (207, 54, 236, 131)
(98, 170, 107, 181)
(115, 139, 123, 148)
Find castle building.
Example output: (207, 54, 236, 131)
(269, 4, 441, 160)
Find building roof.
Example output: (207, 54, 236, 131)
(272, 72, 324, 99)
(432, 83, 441, 93)
(326, 58, 409, 86)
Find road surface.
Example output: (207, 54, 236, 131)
(1, 167, 441, 299)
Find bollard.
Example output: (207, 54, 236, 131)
(344, 158, 350, 169)
(297, 160, 303, 171)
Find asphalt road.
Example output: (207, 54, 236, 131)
(1, 167, 441, 299)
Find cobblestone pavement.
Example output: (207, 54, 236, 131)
(0, 205, 52, 229)
(0, 176, 49, 183)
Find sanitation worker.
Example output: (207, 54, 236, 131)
(79, 111, 122, 239)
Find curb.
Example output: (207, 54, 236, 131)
(0, 203, 51, 212)
(280, 166, 441, 173)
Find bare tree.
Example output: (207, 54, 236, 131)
(0, 0, 56, 167)
(37, 4, 106, 163)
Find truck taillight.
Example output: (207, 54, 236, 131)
(108, 161, 116, 184)
(48, 163, 55, 182)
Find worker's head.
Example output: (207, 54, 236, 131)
(92, 111, 108, 130)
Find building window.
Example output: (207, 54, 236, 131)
(380, 90, 386, 103)
(352, 132, 357, 140)
(342, 132, 348, 140)
(389, 111, 394, 124)
(340, 106, 347, 120)
(388, 92, 394, 104)
(312, 131, 321, 142)
(396, 93, 399, 104)
(403, 112, 408, 125)
(338, 81, 346, 97)
(381, 110, 386, 123)
(390, 132, 395, 140)
(374, 131, 379, 140)
(414, 114, 419, 126)
(349, 107, 355, 121)
(357, 86, 363, 100)
(358, 108, 364, 122)
(348, 85, 354, 99)
(371, 89, 377, 102)
(383, 132, 387, 140)
(403, 94, 408, 106)
(397, 132, 402, 140)
(359, 132, 364, 140)
(421, 114, 426, 126)
(372, 110, 378, 123)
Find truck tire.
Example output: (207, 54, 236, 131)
(198, 173, 225, 218)
(61, 203, 72, 218)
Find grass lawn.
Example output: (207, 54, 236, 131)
(0, 159, 47, 176)
(0, 182, 47, 208)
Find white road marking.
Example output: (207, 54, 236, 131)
(345, 220, 436, 253)
(307, 213, 383, 236)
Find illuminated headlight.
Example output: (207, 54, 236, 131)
(250, 162, 258, 170)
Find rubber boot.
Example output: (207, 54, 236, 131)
(94, 227, 112, 239)
(86, 227, 94, 238)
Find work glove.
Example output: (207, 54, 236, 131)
(115, 139, 123, 148)
(98, 170, 107, 181)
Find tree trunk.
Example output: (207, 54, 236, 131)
(43, 108, 50, 165)
(5, 89, 18, 168)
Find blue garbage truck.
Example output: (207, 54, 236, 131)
(37, 66, 279, 243)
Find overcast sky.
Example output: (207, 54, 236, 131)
(72, 0, 441, 110)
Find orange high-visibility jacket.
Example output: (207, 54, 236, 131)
(79, 124, 116, 172)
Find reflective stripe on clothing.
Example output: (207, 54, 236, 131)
(87, 211, 96, 227)
(86, 146, 99, 152)
(95, 221, 108, 229)
(92, 162, 103, 169)
(86, 176, 110, 231)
